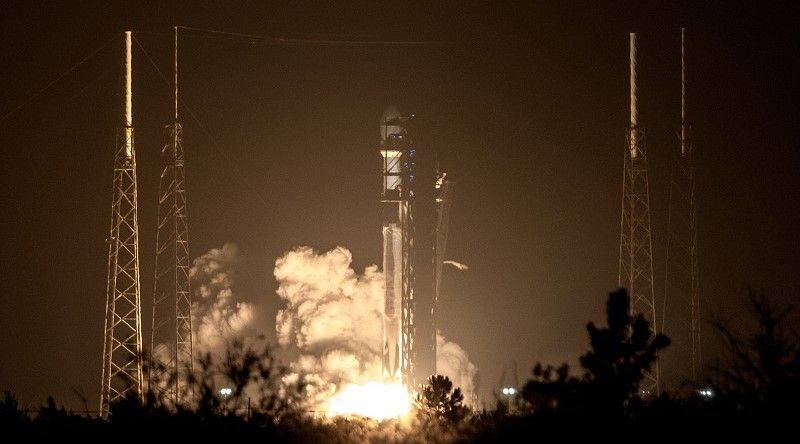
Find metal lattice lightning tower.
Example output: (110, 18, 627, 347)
(618, 33, 659, 395)
(380, 110, 417, 387)
(663, 28, 700, 383)
(101, 31, 143, 416)
(150, 26, 193, 406)
(431, 170, 453, 374)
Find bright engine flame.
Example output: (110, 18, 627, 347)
(327, 382, 412, 420)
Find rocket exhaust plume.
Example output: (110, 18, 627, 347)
(274, 247, 388, 411)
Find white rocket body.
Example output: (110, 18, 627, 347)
(382, 223, 403, 381)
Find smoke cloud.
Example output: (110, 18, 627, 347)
(436, 333, 478, 407)
(190, 243, 254, 358)
(274, 246, 478, 409)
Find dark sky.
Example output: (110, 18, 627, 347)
(1, 1, 798, 410)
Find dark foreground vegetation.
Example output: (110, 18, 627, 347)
(2, 288, 798, 442)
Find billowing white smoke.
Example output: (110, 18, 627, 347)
(274, 246, 478, 409)
(149, 244, 256, 398)
(274, 246, 384, 407)
(436, 333, 478, 407)
(190, 243, 254, 358)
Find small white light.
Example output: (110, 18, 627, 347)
(508, 388, 516, 395)
(219, 387, 232, 397)
(697, 387, 714, 399)
(502, 388, 509, 395)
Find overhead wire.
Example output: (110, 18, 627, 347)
(176, 25, 434, 47)
(131, 35, 274, 215)
(1, 36, 115, 124)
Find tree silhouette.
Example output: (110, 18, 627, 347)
(521, 363, 581, 415)
(522, 289, 669, 417)
(579, 288, 669, 413)
(713, 289, 800, 413)
(0, 391, 28, 428)
(415, 375, 468, 423)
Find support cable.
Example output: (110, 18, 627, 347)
(1, 37, 114, 124)
(176, 25, 433, 47)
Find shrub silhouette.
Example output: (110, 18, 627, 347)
(416, 375, 468, 424)
(0, 391, 28, 429)
(713, 289, 800, 416)
(4, 287, 799, 440)
(580, 288, 670, 412)
(522, 288, 670, 417)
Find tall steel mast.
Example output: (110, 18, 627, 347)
(151, 26, 193, 406)
(663, 28, 700, 384)
(101, 31, 144, 416)
(618, 33, 659, 395)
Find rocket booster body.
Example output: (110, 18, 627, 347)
(382, 222, 402, 380)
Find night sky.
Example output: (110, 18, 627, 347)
(1, 1, 798, 410)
